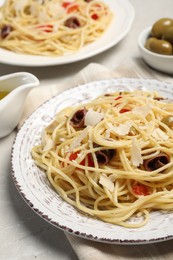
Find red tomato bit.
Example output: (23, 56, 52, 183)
(62, 2, 71, 8)
(68, 5, 78, 13)
(69, 151, 94, 167)
(69, 151, 79, 161)
(62, 2, 78, 13)
(91, 14, 99, 20)
(119, 108, 131, 113)
(114, 96, 122, 100)
(36, 25, 53, 32)
(132, 184, 150, 196)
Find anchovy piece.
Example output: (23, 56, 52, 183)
(0, 25, 13, 38)
(95, 149, 115, 165)
(143, 152, 170, 171)
(70, 108, 87, 128)
(64, 17, 80, 29)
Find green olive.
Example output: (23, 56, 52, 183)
(151, 18, 173, 38)
(161, 116, 173, 128)
(162, 26, 173, 45)
(145, 37, 172, 55)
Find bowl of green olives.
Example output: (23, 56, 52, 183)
(138, 18, 173, 74)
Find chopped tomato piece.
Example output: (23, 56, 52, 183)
(132, 184, 149, 196)
(91, 13, 99, 20)
(86, 154, 94, 167)
(67, 4, 78, 13)
(62, 2, 78, 13)
(119, 108, 131, 113)
(69, 151, 79, 161)
(69, 151, 94, 167)
(36, 25, 53, 32)
(94, 4, 101, 8)
(114, 96, 122, 100)
(62, 2, 71, 8)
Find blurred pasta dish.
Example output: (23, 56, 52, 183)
(0, 0, 112, 56)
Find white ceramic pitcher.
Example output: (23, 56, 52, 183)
(0, 72, 40, 138)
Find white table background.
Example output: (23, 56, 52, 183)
(1, 1, 173, 259)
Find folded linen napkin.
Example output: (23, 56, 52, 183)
(19, 59, 173, 260)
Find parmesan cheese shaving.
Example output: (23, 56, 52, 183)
(105, 128, 111, 139)
(152, 128, 169, 141)
(132, 105, 151, 117)
(138, 121, 153, 131)
(107, 122, 132, 136)
(168, 116, 173, 123)
(14, 0, 28, 12)
(48, 3, 65, 18)
(70, 126, 89, 150)
(53, 22, 59, 33)
(46, 120, 58, 132)
(29, 5, 38, 16)
(99, 174, 114, 192)
(38, 10, 49, 22)
(84, 110, 104, 126)
(131, 137, 143, 166)
(42, 130, 54, 151)
(59, 138, 66, 142)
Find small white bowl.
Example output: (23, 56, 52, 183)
(138, 27, 173, 74)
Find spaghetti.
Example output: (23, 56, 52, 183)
(0, 0, 112, 56)
(32, 90, 173, 228)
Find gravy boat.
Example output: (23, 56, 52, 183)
(0, 72, 40, 138)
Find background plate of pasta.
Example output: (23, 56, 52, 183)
(11, 78, 173, 244)
(0, 0, 134, 66)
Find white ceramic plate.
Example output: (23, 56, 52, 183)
(11, 78, 173, 244)
(0, 0, 134, 67)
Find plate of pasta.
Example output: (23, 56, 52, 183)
(11, 78, 173, 244)
(0, 0, 134, 66)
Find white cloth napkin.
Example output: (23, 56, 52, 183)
(19, 59, 173, 260)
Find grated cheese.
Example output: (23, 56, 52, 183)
(48, 3, 65, 18)
(29, 5, 38, 16)
(84, 109, 104, 127)
(132, 105, 151, 117)
(14, 0, 28, 12)
(53, 22, 59, 33)
(107, 122, 132, 136)
(131, 137, 143, 166)
(99, 174, 114, 192)
(151, 128, 169, 141)
(38, 10, 49, 22)
(46, 120, 58, 132)
(69, 126, 89, 150)
(42, 130, 54, 151)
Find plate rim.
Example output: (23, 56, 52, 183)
(0, 0, 135, 67)
(11, 77, 173, 245)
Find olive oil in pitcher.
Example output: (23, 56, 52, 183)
(0, 90, 9, 100)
